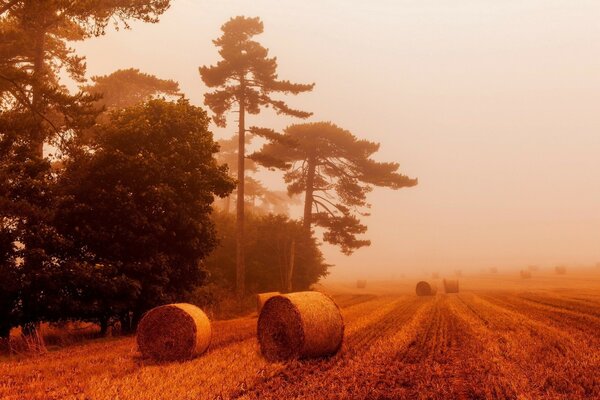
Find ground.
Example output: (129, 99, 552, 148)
(1, 270, 599, 400)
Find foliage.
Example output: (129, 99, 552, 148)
(199, 16, 314, 127)
(0, 0, 172, 155)
(54, 99, 235, 330)
(204, 211, 329, 294)
(199, 15, 314, 297)
(252, 122, 418, 254)
(213, 134, 300, 215)
(83, 68, 181, 111)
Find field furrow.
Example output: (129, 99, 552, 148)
(457, 293, 600, 399)
(232, 296, 430, 399)
(2, 285, 600, 400)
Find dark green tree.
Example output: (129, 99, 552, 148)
(199, 16, 314, 298)
(0, 0, 172, 157)
(54, 99, 235, 332)
(252, 122, 418, 255)
(205, 211, 328, 295)
(83, 68, 181, 111)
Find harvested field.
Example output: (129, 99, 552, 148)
(1, 275, 600, 400)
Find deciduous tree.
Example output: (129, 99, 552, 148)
(55, 99, 235, 331)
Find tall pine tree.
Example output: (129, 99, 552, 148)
(199, 16, 314, 298)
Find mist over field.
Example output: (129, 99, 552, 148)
(2, 1, 600, 399)
(71, 0, 600, 280)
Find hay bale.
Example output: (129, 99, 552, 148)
(137, 303, 211, 361)
(443, 279, 459, 293)
(415, 281, 437, 296)
(356, 280, 367, 289)
(257, 291, 344, 361)
(257, 292, 281, 313)
(520, 270, 532, 279)
(555, 265, 567, 275)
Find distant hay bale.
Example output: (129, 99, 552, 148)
(555, 266, 567, 275)
(257, 292, 281, 313)
(415, 281, 437, 296)
(431, 272, 440, 279)
(528, 265, 539, 272)
(489, 267, 498, 274)
(520, 270, 532, 279)
(356, 280, 367, 289)
(257, 291, 344, 361)
(137, 303, 211, 361)
(443, 279, 459, 293)
(455, 269, 463, 277)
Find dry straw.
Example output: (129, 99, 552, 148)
(137, 303, 211, 361)
(443, 279, 459, 293)
(356, 280, 367, 289)
(257, 292, 281, 313)
(257, 291, 344, 361)
(415, 281, 437, 296)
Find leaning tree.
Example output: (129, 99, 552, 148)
(199, 16, 314, 297)
(252, 122, 418, 255)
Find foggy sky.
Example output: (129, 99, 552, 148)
(72, 0, 600, 279)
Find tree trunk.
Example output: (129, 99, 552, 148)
(31, 28, 45, 159)
(99, 317, 108, 337)
(236, 77, 246, 299)
(287, 239, 295, 292)
(225, 195, 231, 213)
(303, 153, 317, 230)
(0, 324, 10, 353)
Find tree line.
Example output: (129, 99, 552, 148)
(0, 2, 417, 340)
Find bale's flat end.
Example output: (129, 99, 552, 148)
(416, 281, 437, 296)
(137, 303, 211, 361)
(258, 292, 344, 361)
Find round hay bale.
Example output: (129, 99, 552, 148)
(555, 265, 567, 275)
(257, 291, 344, 361)
(520, 270, 532, 279)
(443, 279, 459, 293)
(415, 281, 437, 296)
(137, 303, 211, 361)
(356, 279, 367, 289)
(257, 292, 281, 313)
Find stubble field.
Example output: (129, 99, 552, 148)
(1, 271, 599, 400)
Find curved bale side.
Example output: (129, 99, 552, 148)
(257, 291, 345, 361)
(555, 266, 567, 275)
(356, 280, 367, 289)
(520, 270, 532, 279)
(443, 279, 459, 293)
(415, 281, 437, 296)
(257, 292, 281, 313)
(137, 303, 211, 361)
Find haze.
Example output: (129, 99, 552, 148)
(72, 0, 600, 280)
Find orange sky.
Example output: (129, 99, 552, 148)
(72, 0, 600, 279)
